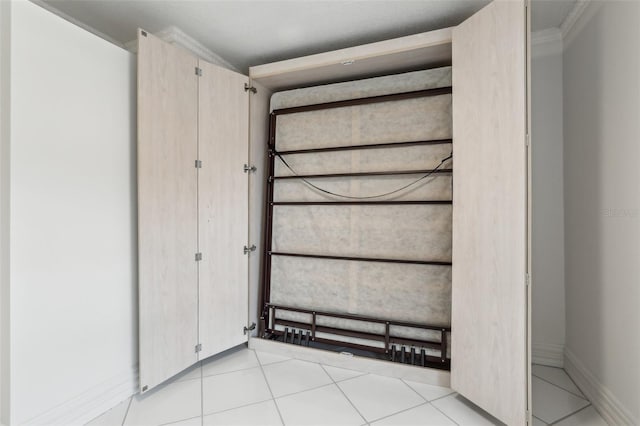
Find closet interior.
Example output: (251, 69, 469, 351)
(259, 68, 454, 370)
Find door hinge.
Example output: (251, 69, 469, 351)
(195, 160, 202, 168)
(244, 83, 257, 94)
(195, 343, 202, 353)
(195, 252, 203, 261)
(243, 245, 256, 255)
(526, 133, 530, 147)
(525, 273, 531, 288)
(195, 67, 202, 77)
(243, 322, 256, 335)
(244, 164, 257, 173)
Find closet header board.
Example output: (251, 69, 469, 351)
(249, 27, 452, 91)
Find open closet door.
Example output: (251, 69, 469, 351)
(138, 30, 199, 392)
(198, 61, 250, 359)
(451, 1, 530, 425)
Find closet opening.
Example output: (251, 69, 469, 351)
(257, 67, 453, 371)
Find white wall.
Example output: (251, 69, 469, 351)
(0, 1, 11, 424)
(531, 38, 566, 366)
(563, 1, 640, 424)
(6, 1, 137, 424)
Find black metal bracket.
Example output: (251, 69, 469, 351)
(243, 322, 256, 335)
(266, 304, 450, 370)
(273, 87, 452, 115)
(275, 139, 452, 156)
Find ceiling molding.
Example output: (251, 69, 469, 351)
(531, 0, 593, 54)
(560, 0, 590, 40)
(125, 26, 239, 72)
(531, 28, 562, 46)
(30, 0, 125, 48)
(531, 28, 562, 58)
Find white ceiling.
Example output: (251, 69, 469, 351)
(532, 0, 577, 32)
(39, 0, 576, 72)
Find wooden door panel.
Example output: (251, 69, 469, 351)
(451, 1, 530, 424)
(138, 30, 199, 392)
(198, 61, 250, 359)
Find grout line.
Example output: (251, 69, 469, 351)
(121, 396, 133, 426)
(399, 379, 429, 403)
(532, 373, 587, 400)
(333, 373, 368, 383)
(194, 350, 266, 380)
(335, 372, 372, 385)
(202, 397, 273, 418)
(428, 390, 457, 403)
(159, 415, 201, 426)
(171, 376, 200, 390)
(275, 382, 335, 400)
(548, 403, 592, 425)
(562, 366, 590, 401)
(320, 364, 368, 425)
(255, 355, 293, 368)
(321, 364, 368, 383)
(257, 359, 286, 425)
(201, 363, 261, 380)
(533, 414, 548, 425)
(400, 378, 456, 404)
(430, 400, 461, 425)
(366, 401, 429, 424)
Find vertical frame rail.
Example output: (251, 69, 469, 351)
(385, 322, 390, 355)
(440, 328, 447, 364)
(259, 113, 277, 336)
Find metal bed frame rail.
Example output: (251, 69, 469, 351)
(263, 304, 451, 370)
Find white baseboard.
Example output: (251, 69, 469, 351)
(249, 337, 450, 387)
(532, 342, 564, 367)
(24, 365, 138, 426)
(564, 349, 636, 426)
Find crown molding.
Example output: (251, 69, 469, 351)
(531, 28, 562, 58)
(531, 27, 562, 46)
(531, 0, 592, 55)
(560, 0, 591, 40)
(125, 26, 239, 72)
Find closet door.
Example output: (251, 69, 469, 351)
(137, 30, 199, 392)
(451, 1, 530, 425)
(198, 61, 250, 359)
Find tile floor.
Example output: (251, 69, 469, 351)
(87, 347, 608, 425)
